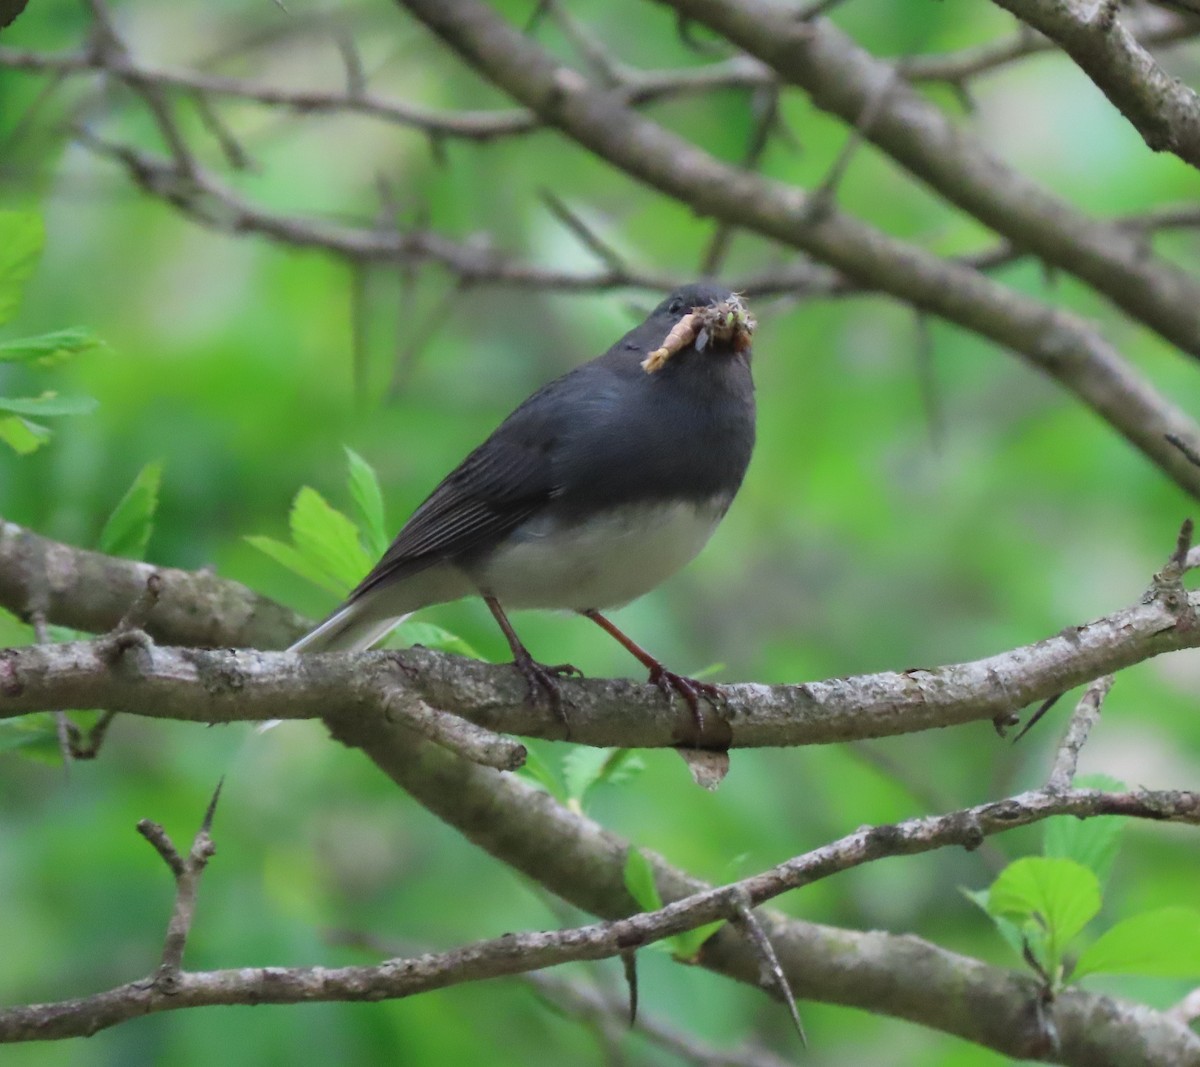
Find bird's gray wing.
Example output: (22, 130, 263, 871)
(346, 427, 558, 603)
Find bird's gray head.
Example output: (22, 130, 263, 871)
(641, 283, 755, 374)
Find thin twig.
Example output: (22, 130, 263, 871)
(382, 689, 527, 770)
(1047, 676, 1113, 791)
(3, 784, 1197, 1042)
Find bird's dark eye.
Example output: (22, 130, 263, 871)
(668, 298, 685, 314)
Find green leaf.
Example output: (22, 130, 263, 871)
(288, 486, 373, 592)
(1043, 774, 1128, 887)
(962, 886, 1026, 961)
(390, 619, 481, 659)
(0, 393, 98, 417)
(1075, 907, 1200, 979)
(0, 327, 106, 365)
(564, 746, 618, 805)
(98, 461, 162, 560)
(624, 847, 662, 912)
(344, 447, 389, 559)
(245, 535, 346, 596)
(515, 745, 564, 801)
(563, 747, 644, 810)
(1043, 816, 1126, 887)
(0, 415, 50, 454)
(671, 920, 726, 962)
(0, 715, 62, 764)
(988, 857, 1101, 973)
(0, 211, 44, 327)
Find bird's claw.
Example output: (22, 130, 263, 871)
(512, 654, 580, 735)
(648, 666, 725, 732)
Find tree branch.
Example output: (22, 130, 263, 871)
(993, 0, 1200, 169)
(5, 529, 1198, 1061)
(658, 0, 1200, 362)
(904, 6, 1200, 86)
(2, 778, 1196, 1057)
(2, 515, 1199, 761)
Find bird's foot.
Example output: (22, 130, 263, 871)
(647, 665, 725, 733)
(512, 652, 581, 734)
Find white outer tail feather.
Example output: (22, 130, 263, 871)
(256, 606, 412, 732)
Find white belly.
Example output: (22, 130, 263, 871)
(473, 497, 730, 611)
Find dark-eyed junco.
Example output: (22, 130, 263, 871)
(292, 283, 756, 721)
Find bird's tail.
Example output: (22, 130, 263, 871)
(257, 604, 411, 732)
(288, 603, 411, 653)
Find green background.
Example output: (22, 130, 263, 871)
(2, 0, 1199, 1063)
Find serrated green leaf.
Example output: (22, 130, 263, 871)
(515, 745, 564, 801)
(1075, 907, 1200, 979)
(624, 847, 662, 912)
(98, 461, 162, 560)
(245, 535, 346, 596)
(962, 886, 1026, 961)
(390, 619, 481, 659)
(671, 920, 726, 962)
(0, 393, 98, 417)
(0, 212, 44, 327)
(0, 327, 105, 365)
(0, 415, 50, 454)
(988, 857, 1101, 972)
(289, 486, 372, 592)
(344, 447, 389, 558)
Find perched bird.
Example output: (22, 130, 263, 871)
(292, 283, 757, 722)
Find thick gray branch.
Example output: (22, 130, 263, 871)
(3, 582, 1199, 751)
(0, 519, 306, 648)
(3, 517, 1199, 752)
(993, 0, 1200, 169)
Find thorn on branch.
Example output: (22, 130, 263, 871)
(1166, 432, 1200, 468)
(1012, 691, 1063, 743)
(620, 949, 637, 1026)
(726, 887, 806, 1046)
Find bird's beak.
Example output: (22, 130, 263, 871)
(642, 295, 756, 374)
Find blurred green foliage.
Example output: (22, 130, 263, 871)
(2, 0, 1200, 1064)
